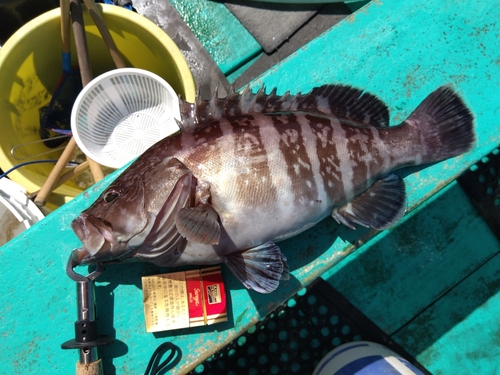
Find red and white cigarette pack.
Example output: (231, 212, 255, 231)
(142, 266, 227, 333)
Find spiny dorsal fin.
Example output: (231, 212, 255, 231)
(178, 84, 390, 130)
(300, 85, 390, 127)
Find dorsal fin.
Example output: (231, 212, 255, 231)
(179, 84, 390, 130)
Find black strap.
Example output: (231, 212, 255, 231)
(144, 342, 182, 375)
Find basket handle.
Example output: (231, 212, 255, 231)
(34, 138, 79, 207)
(29, 161, 89, 201)
(34, 0, 104, 207)
(61, 0, 71, 58)
(82, 0, 126, 69)
(70, 0, 104, 181)
(71, 0, 93, 86)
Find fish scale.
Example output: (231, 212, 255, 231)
(278, 116, 321, 206)
(70, 84, 475, 293)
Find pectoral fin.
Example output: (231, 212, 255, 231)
(332, 174, 407, 230)
(225, 241, 289, 294)
(175, 203, 221, 245)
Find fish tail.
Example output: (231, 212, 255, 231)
(403, 86, 475, 163)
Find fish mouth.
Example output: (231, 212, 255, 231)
(71, 213, 114, 265)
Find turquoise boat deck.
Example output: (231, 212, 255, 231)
(1, 1, 500, 374)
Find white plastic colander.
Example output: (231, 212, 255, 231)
(71, 68, 181, 169)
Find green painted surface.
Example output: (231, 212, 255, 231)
(169, 0, 261, 75)
(1, 0, 500, 374)
(394, 252, 500, 374)
(322, 181, 500, 334)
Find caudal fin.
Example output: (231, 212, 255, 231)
(404, 86, 475, 163)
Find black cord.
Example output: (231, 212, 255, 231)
(0, 160, 80, 179)
(144, 342, 182, 375)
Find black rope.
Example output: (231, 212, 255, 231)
(144, 342, 182, 375)
(0, 160, 79, 179)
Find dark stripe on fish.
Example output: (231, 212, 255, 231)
(274, 114, 319, 206)
(308, 116, 344, 202)
(229, 116, 278, 209)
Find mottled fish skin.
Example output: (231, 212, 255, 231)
(71, 84, 475, 293)
(175, 114, 400, 243)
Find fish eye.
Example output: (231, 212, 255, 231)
(103, 189, 121, 203)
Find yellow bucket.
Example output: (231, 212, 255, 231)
(0, 5, 196, 209)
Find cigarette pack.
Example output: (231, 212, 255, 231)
(142, 266, 227, 333)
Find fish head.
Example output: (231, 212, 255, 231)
(71, 176, 147, 264)
(71, 157, 193, 265)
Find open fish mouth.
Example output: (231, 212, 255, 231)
(71, 213, 114, 264)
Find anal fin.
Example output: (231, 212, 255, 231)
(225, 242, 289, 294)
(332, 174, 407, 230)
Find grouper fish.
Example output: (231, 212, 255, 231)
(70, 84, 474, 293)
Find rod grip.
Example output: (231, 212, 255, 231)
(76, 359, 103, 375)
(34, 137, 78, 207)
(82, 0, 126, 68)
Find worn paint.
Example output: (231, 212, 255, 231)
(169, 0, 261, 74)
(322, 181, 500, 334)
(394, 251, 500, 374)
